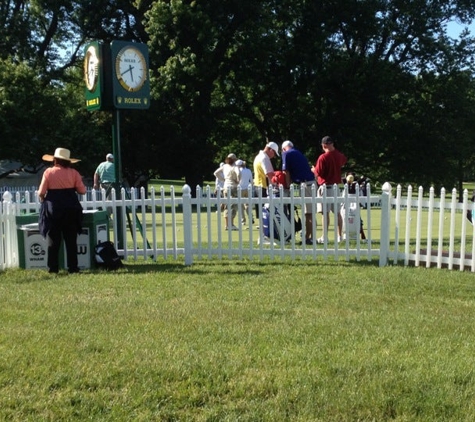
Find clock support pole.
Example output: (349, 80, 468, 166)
(112, 110, 125, 249)
(112, 110, 123, 189)
(112, 109, 151, 252)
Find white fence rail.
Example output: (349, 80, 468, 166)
(1, 183, 475, 271)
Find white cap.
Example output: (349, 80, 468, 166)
(266, 142, 280, 157)
(106, 153, 114, 160)
(235, 159, 244, 166)
(282, 140, 293, 150)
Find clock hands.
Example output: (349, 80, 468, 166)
(115, 48, 146, 91)
(121, 64, 135, 82)
(110, 43, 149, 103)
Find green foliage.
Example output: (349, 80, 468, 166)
(145, 0, 475, 187)
(2, 263, 475, 420)
(2, 0, 475, 188)
(0, 58, 63, 165)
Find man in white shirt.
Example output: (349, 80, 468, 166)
(213, 162, 225, 197)
(214, 153, 240, 230)
(236, 160, 253, 224)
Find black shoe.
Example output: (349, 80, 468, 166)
(68, 268, 80, 274)
(305, 238, 314, 245)
(48, 268, 59, 274)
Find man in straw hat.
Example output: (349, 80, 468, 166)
(38, 148, 86, 274)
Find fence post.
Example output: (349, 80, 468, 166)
(379, 182, 392, 267)
(182, 184, 193, 266)
(1, 191, 19, 269)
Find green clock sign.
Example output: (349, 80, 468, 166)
(111, 41, 150, 110)
(84, 40, 151, 111)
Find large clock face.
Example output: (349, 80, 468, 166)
(84, 45, 98, 92)
(115, 46, 147, 92)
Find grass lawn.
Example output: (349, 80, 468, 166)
(2, 260, 475, 421)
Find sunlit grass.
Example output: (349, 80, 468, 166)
(118, 200, 474, 258)
(2, 261, 475, 420)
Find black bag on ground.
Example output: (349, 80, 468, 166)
(95, 241, 123, 270)
(293, 207, 302, 233)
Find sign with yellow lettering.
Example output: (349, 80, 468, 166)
(84, 41, 104, 111)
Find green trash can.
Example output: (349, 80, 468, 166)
(76, 210, 109, 269)
(16, 210, 109, 270)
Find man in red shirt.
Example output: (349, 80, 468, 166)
(312, 136, 347, 243)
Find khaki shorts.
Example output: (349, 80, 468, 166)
(317, 185, 340, 214)
(301, 181, 317, 214)
(223, 186, 238, 218)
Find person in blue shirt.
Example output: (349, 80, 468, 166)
(93, 153, 116, 215)
(93, 153, 116, 194)
(281, 140, 317, 245)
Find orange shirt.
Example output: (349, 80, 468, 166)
(38, 165, 86, 195)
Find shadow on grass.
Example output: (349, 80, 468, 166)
(3, 257, 381, 282)
(118, 260, 266, 275)
(114, 257, 380, 274)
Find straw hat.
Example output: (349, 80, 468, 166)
(42, 148, 80, 163)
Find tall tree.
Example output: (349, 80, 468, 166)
(2, 0, 475, 191)
(145, 0, 475, 188)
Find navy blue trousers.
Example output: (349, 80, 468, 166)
(46, 209, 80, 273)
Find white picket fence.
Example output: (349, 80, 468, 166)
(1, 183, 475, 271)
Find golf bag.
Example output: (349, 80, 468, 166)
(340, 200, 360, 240)
(340, 193, 366, 240)
(262, 204, 300, 242)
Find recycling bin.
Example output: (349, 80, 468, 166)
(16, 210, 109, 270)
(16, 213, 54, 269)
